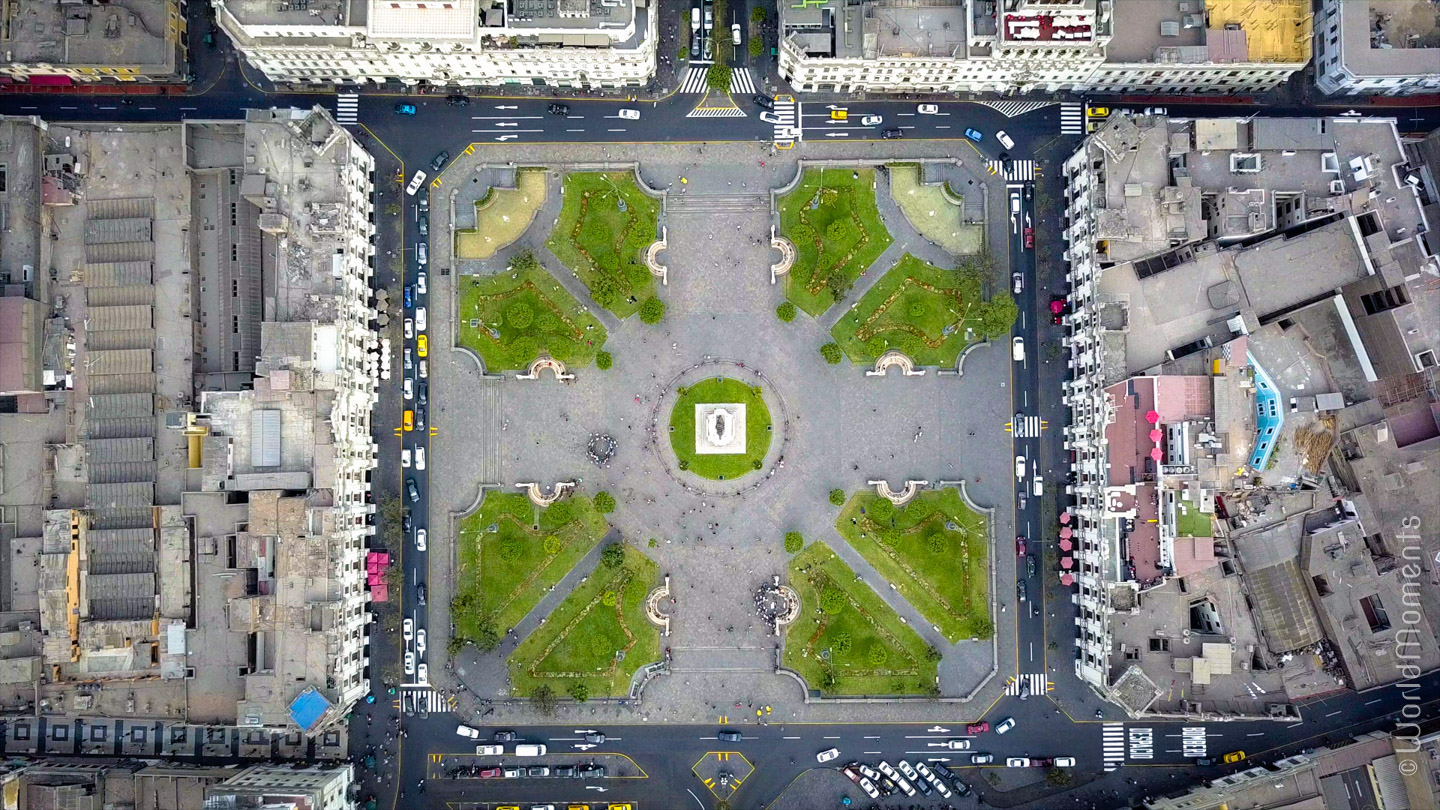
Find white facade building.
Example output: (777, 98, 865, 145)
(779, 0, 1310, 96)
(214, 0, 657, 87)
(1314, 0, 1440, 97)
(203, 763, 356, 810)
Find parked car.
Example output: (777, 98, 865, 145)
(416, 628, 426, 655)
(416, 307, 427, 332)
(1223, 751, 1246, 764)
(402, 513, 413, 533)
(394, 103, 417, 115)
(881, 128, 904, 139)
(967, 721, 990, 735)
(446, 94, 470, 106)
(403, 377, 413, 400)
(1054, 757, 1076, 767)
(1143, 106, 1168, 115)
(995, 717, 1016, 734)
(402, 449, 411, 468)
(416, 583, 426, 605)
(816, 747, 840, 763)
(430, 151, 450, 172)
(1006, 757, 1030, 768)
(418, 382, 428, 407)
(577, 764, 605, 778)
(996, 130, 1015, 149)
(1016, 535, 1027, 556)
(1012, 272, 1023, 294)
(417, 662, 428, 683)
(861, 115, 882, 126)
(404, 651, 415, 675)
(416, 528, 427, 551)
(964, 127, 983, 141)
(1031, 757, 1054, 767)
(417, 334, 428, 357)
(404, 318, 414, 340)
(1024, 225, 1034, 249)
(455, 725, 481, 739)
(971, 753, 993, 764)
(917, 104, 940, 114)
(494, 730, 518, 743)
(718, 729, 742, 742)
(403, 285, 414, 308)
(406, 170, 427, 196)
(528, 766, 550, 777)
(842, 765, 861, 784)
(475, 744, 503, 755)
(897, 761, 919, 781)
(417, 271, 428, 294)
(403, 618, 414, 642)
(1026, 556, 1036, 578)
(416, 242, 428, 265)
(478, 767, 502, 779)
(858, 777, 880, 799)
(553, 764, 576, 777)
(406, 478, 419, 503)
(548, 103, 571, 116)
(1012, 336, 1025, 362)
(502, 767, 520, 778)
(1017, 580, 1027, 603)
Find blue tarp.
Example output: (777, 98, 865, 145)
(289, 686, 332, 732)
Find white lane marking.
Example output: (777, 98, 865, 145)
(471, 115, 542, 119)
(782, 736, 800, 740)
(471, 129, 544, 133)
(864, 736, 881, 740)
(1326, 710, 1341, 717)
(567, 129, 586, 132)
(607, 128, 627, 132)
(823, 736, 840, 739)
(1365, 699, 1382, 705)
(937, 126, 951, 129)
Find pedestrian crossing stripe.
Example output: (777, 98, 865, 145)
(980, 100, 1053, 118)
(730, 68, 755, 95)
(686, 106, 748, 118)
(991, 160, 1036, 183)
(1010, 415, 1046, 438)
(429, 753, 444, 762)
(335, 94, 359, 125)
(1060, 102, 1084, 135)
(680, 67, 709, 94)
(1005, 673, 1049, 695)
(1101, 722, 1126, 772)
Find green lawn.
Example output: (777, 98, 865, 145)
(1176, 501, 1214, 538)
(668, 377, 772, 480)
(888, 163, 984, 256)
(830, 254, 995, 367)
(546, 172, 661, 319)
(456, 257, 608, 371)
(782, 542, 938, 697)
(454, 168, 548, 260)
(777, 168, 894, 316)
(836, 488, 991, 643)
(508, 545, 661, 699)
(453, 493, 610, 643)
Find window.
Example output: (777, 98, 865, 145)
(1359, 594, 1390, 632)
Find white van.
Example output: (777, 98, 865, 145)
(1012, 336, 1025, 362)
(515, 743, 547, 757)
(1032, 475, 1042, 497)
(475, 744, 503, 756)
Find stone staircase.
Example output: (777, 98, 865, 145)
(666, 193, 770, 215)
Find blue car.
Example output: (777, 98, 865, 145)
(403, 285, 414, 308)
(394, 103, 417, 116)
(965, 128, 983, 142)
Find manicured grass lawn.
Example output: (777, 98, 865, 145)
(454, 167, 548, 260)
(782, 542, 938, 697)
(508, 545, 660, 699)
(836, 488, 991, 643)
(668, 377, 772, 480)
(457, 258, 607, 371)
(888, 163, 984, 256)
(1176, 502, 1213, 537)
(546, 172, 661, 319)
(830, 254, 992, 367)
(777, 168, 893, 316)
(453, 493, 610, 642)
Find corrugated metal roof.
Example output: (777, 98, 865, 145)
(87, 393, 154, 419)
(84, 217, 153, 245)
(84, 261, 153, 287)
(87, 482, 154, 510)
(85, 571, 155, 601)
(87, 437, 155, 464)
(88, 305, 154, 332)
(86, 349, 153, 376)
(1373, 755, 1411, 810)
(252, 409, 282, 468)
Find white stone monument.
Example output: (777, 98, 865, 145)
(694, 403, 747, 455)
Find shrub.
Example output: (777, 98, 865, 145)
(679, 45, 690, 60)
(748, 37, 763, 58)
(819, 342, 843, 364)
(751, 459, 763, 470)
(531, 683, 558, 714)
(829, 489, 846, 507)
(546, 501, 573, 524)
(751, 6, 766, 21)
(677, 459, 689, 470)
(499, 536, 525, 561)
(783, 532, 804, 553)
(867, 643, 889, 666)
(925, 532, 945, 555)
(601, 590, 618, 607)
(648, 537, 658, 548)
(508, 336, 538, 366)
(907, 301, 925, 318)
(706, 64, 733, 92)
(567, 682, 590, 703)
(625, 262, 652, 289)
(925, 645, 943, 662)
(776, 301, 797, 322)
(594, 491, 616, 514)
(825, 220, 851, 241)
(600, 541, 625, 568)
(639, 297, 666, 324)
(819, 586, 845, 614)
(820, 666, 838, 690)
(510, 250, 541, 273)
(543, 535, 562, 555)
(869, 499, 894, 521)
(832, 631, 853, 653)
(506, 302, 535, 330)
(595, 350, 613, 370)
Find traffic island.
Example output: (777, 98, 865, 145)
(692, 751, 755, 801)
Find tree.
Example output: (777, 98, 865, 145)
(1045, 767, 1073, 787)
(867, 644, 888, 666)
(819, 586, 845, 614)
(869, 498, 894, 521)
(511, 250, 541, 274)
(832, 632, 853, 653)
(979, 295, 1019, 339)
(506, 301, 534, 330)
(595, 350, 613, 370)
(750, 6, 766, 22)
(924, 644, 942, 662)
(531, 683, 558, 715)
(473, 617, 501, 652)
(499, 535, 524, 561)
(748, 37, 763, 58)
(819, 342, 843, 364)
(545, 500, 573, 524)
(600, 541, 625, 568)
(567, 682, 590, 703)
(543, 535, 562, 555)
(825, 220, 851, 241)
(776, 301, 797, 322)
(594, 491, 616, 514)
(783, 532, 804, 553)
(447, 637, 465, 657)
(829, 489, 846, 507)
(706, 64, 733, 93)
(638, 296, 666, 324)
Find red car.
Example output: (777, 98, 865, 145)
(478, 768, 502, 779)
(967, 721, 990, 735)
(1023, 227, 1034, 249)
(1016, 536, 1027, 557)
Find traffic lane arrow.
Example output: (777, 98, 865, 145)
(824, 132, 849, 137)
(495, 105, 517, 109)
(495, 135, 518, 141)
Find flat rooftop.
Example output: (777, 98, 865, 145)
(0, 0, 177, 70)
(1107, 0, 1309, 65)
(1339, 0, 1440, 78)
(871, 5, 967, 58)
(224, 0, 361, 29)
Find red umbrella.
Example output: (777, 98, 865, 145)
(1149, 429, 1163, 442)
(1150, 447, 1163, 461)
(1059, 538, 1073, 552)
(1060, 573, 1075, 586)
(1146, 410, 1160, 424)
(1060, 556, 1074, 569)
(1059, 511, 1071, 525)
(1059, 526, 1073, 539)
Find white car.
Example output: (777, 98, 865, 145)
(416, 272, 427, 295)
(971, 753, 993, 764)
(618, 108, 640, 120)
(404, 318, 414, 339)
(893, 776, 916, 797)
(1006, 757, 1030, 768)
(858, 777, 880, 799)
(416, 242, 428, 265)
(858, 764, 879, 781)
(416, 528, 427, 552)
(418, 360, 428, 379)
(402, 449, 411, 468)
(861, 115, 883, 126)
(1015, 455, 1026, 480)
(917, 104, 940, 114)
(731, 22, 741, 42)
(1054, 757, 1076, 767)
(502, 767, 520, 778)
(897, 760, 919, 781)
(1143, 106, 1168, 115)
(404, 378, 413, 400)
(1012, 272, 1023, 294)
(759, 111, 784, 125)
(946, 739, 972, 750)
(404, 651, 415, 675)
(816, 747, 840, 763)
(416, 307, 427, 332)
(878, 761, 898, 780)
(477, 744, 504, 756)
(416, 628, 427, 656)
(996, 717, 1017, 734)
(417, 663, 428, 684)
(403, 618, 414, 642)
(403, 347, 413, 370)
(1012, 336, 1025, 362)
(996, 130, 1015, 149)
(415, 447, 426, 471)
(406, 170, 428, 196)
(455, 724, 481, 739)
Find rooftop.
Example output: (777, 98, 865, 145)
(0, 0, 180, 73)
(1106, 0, 1310, 66)
(1334, 0, 1440, 78)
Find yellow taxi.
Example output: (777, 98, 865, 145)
(1223, 751, 1246, 764)
(567, 805, 590, 810)
(830, 109, 848, 120)
(1087, 105, 1110, 117)
(608, 805, 633, 810)
(403, 410, 414, 431)
(417, 334, 428, 357)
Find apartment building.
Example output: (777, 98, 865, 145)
(0, 0, 187, 84)
(213, 0, 657, 87)
(778, 0, 1310, 96)
(1059, 111, 1440, 710)
(0, 108, 379, 749)
(0, 760, 356, 810)
(1315, 0, 1440, 97)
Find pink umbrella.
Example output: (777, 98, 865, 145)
(1060, 573, 1075, 586)
(1060, 556, 1074, 569)
(1149, 429, 1163, 442)
(1059, 526, 1073, 539)
(1150, 447, 1163, 461)
(1146, 410, 1160, 424)
(1059, 511, 1071, 525)
(1059, 538, 1073, 552)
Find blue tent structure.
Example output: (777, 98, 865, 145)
(289, 686, 333, 732)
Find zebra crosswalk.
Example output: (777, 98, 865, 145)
(991, 159, 1036, 183)
(680, 67, 709, 94)
(1011, 415, 1044, 438)
(729, 68, 755, 95)
(1060, 102, 1084, 135)
(770, 97, 798, 142)
(1005, 673, 1050, 696)
(981, 100, 1053, 118)
(679, 66, 758, 95)
(402, 688, 455, 714)
(686, 106, 748, 118)
(1101, 723, 1126, 771)
(335, 93, 358, 125)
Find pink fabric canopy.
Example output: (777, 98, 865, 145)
(1059, 538, 1073, 551)
(1059, 526, 1073, 539)
(1060, 556, 1074, 569)
(1146, 410, 1160, 424)
(1059, 512, 1071, 525)
(1060, 573, 1074, 586)
(1150, 429, 1163, 442)
(1150, 447, 1164, 460)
